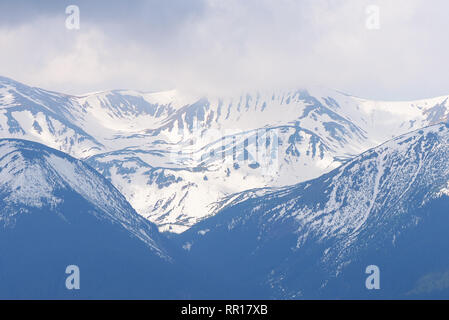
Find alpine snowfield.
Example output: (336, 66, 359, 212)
(2, 75, 449, 232)
(178, 123, 449, 298)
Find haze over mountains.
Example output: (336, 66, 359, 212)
(1, 76, 449, 232)
(2, 75, 449, 298)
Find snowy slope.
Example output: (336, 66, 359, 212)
(177, 123, 449, 298)
(86, 88, 449, 232)
(0, 138, 184, 299)
(2, 75, 449, 232)
(0, 76, 103, 158)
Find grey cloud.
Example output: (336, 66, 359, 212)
(0, 0, 448, 100)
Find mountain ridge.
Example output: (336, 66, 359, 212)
(176, 122, 449, 298)
(2, 75, 449, 232)
(0, 138, 188, 298)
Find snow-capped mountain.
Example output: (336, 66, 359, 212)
(0, 76, 103, 158)
(0, 138, 182, 299)
(177, 123, 449, 298)
(75, 87, 449, 233)
(2, 75, 449, 232)
(3, 75, 449, 299)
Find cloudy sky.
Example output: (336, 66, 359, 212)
(0, 0, 448, 100)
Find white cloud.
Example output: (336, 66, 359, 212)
(0, 0, 448, 100)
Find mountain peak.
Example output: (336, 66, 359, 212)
(0, 138, 168, 258)
(2, 74, 449, 233)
